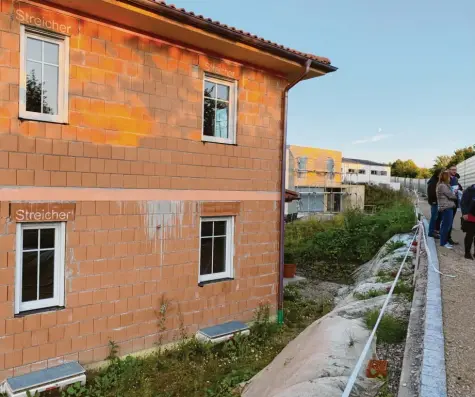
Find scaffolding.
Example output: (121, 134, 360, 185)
(286, 150, 365, 218)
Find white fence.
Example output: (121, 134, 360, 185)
(391, 177, 429, 196)
(458, 156, 475, 187)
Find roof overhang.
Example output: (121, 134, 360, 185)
(38, 0, 337, 80)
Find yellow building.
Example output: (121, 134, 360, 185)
(286, 145, 364, 216)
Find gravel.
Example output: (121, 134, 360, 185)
(421, 202, 475, 397)
(377, 341, 406, 394)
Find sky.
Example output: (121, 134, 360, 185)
(172, 0, 475, 168)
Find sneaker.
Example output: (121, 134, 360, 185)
(442, 243, 454, 249)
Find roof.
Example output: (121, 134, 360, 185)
(343, 158, 389, 167)
(147, 1, 332, 65)
(285, 189, 300, 202)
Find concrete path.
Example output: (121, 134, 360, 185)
(420, 201, 475, 397)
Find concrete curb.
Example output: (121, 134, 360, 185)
(420, 218, 448, 397)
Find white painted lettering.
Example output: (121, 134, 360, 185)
(16, 209, 25, 221)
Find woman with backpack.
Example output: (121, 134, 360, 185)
(436, 170, 457, 249)
(461, 183, 475, 259)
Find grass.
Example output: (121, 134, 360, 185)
(26, 286, 331, 397)
(393, 281, 414, 302)
(353, 289, 388, 300)
(375, 270, 396, 283)
(384, 240, 406, 256)
(364, 310, 408, 344)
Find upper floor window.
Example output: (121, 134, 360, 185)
(371, 170, 378, 175)
(297, 157, 308, 178)
(15, 223, 65, 314)
(19, 26, 69, 123)
(203, 75, 237, 144)
(348, 169, 356, 174)
(358, 169, 366, 175)
(380, 171, 388, 176)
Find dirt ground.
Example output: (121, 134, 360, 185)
(420, 201, 475, 397)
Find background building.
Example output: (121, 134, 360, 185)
(342, 158, 391, 185)
(286, 146, 364, 218)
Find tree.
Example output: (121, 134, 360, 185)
(390, 159, 419, 178)
(448, 146, 475, 167)
(26, 70, 53, 114)
(417, 168, 431, 179)
(432, 155, 451, 171)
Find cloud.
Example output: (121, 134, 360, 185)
(352, 134, 393, 145)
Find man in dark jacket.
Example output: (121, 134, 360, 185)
(447, 166, 463, 244)
(461, 184, 475, 259)
(427, 169, 441, 238)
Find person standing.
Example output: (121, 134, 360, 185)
(427, 169, 441, 238)
(436, 170, 457, 249)
(447, 166, 463, 245)
(461, 183, 475, 259)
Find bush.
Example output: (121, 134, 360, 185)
(364, 310, 408, 344)
(291, 203, 414, 282)
(365, 184, 410, 210)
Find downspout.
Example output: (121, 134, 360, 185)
(277, 59, 312, 325)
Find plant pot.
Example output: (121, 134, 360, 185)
(283, 263, 297, 278)
(366, 359, 388, 378)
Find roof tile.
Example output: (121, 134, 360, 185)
(149, 0, 331, 65)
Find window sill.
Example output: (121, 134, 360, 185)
(19, 117, 69, 125)
(198, 278, 234, 287)
(15, 306, 65, 318)
(201, 138, 237, 146)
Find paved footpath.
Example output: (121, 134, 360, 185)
(420, 201, 475, 397)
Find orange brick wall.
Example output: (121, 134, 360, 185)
(0, 200, 279, 379)
(0, 0, 285, 380)
(0, 1, 286, 192)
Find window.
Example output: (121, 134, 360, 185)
(20, 26, 69, 123)
(348, 169, 356, 174)
(202, 75, 237, 144)
(371, 170, 378, 175)
(380, 171, 388, 176)
(199, 217, 234, 282)
(297, 157, 308, 178)
(326, 158, 335, 180)
(358, 169, 366, 175)
(15, 223, 65, 314)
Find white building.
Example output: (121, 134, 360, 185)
(342, 158, 391, 185)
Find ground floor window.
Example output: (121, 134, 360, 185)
(15, 223, 65, 314)
(199, 217, 234, 282)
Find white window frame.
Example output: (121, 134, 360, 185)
(202, 74, 237, 145)
(199, 216, 234, 283)
(15, 222, 66, 314)
(19, 25, 69, 123)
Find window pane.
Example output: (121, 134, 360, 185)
(214, 221, 226, 236)
(43, 64, 59, 115)
(23, 229, 38, 250)
(215, 102, 229, 138)
(40, 229, 55, 249)
(22, 251, 38, 302)
(200, 238, 213, 275)
(203, 98, 216, 137)
(201, 221, 213, 237)
(213, 237, 226, 274)
(39, 250, 54, 300)
(217, 84, 229, 101)
(26, 61, 42, 113)
(204, 81, 216, 98)
(27, 38, 42, 61)
(44, 42, 59, 65)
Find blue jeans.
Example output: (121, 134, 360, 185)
(440, 208, 454, 246)
(428, 204, 438, 236)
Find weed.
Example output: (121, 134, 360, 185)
(155, 294, 169, 347)
(384, 240, 406, 256)
(376, 270, 396, 283)
(393, 281, 414, 301)
(364, 310, 408, 344)
(353, 289, 387, 300)
(107, 340, 119, 361)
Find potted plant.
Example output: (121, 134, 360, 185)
(366, 358, 388, 378)
(283, 250, 297, 279)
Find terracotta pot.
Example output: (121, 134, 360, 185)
(283, 263, 296, 278)
(366, 359, 388, 378)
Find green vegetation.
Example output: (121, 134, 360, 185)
(375, 270, 396, 283)
(364, 310, 408, 344)
(285, 187, 414, 283)
(22, 287, 330, 397)
(353, 289, 387, 300)
(384, 240, 406, 256)
(393, 280, 414, 302)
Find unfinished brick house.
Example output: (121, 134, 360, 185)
(0, 0, 336, 380)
